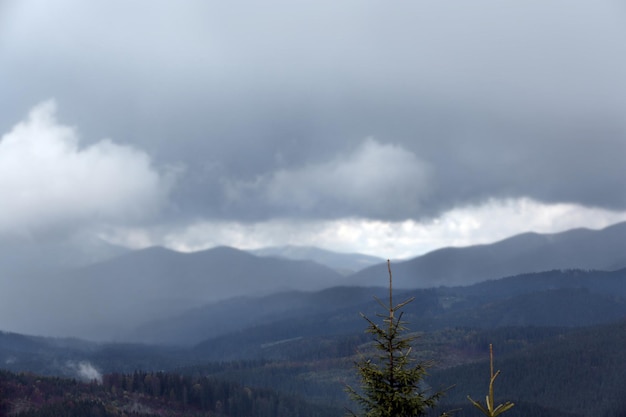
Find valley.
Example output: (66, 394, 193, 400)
(1, 224, 626, 416)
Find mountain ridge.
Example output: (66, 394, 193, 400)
(346, 221, 626, 288)
(4, 221, 626, 343)
(4, 245, 345, 342)
(249, 245, 385, 274)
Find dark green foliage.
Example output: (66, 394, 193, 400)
(428, 320, 626, 417)
(0, 368, 341, 417)
(347, 261, 444, 417)
(14, 400, 114, 417)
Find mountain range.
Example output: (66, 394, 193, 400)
(2, 222, 626, 343)
(3, 267, 625, 372)
(2, 266, 625, 416)
(347, 221, 626, 288)
(2, 223, 626, 416)
(3, 246, 344, 341)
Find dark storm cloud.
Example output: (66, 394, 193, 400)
(2, 0, 626, 226)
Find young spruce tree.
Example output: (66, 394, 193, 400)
(467, 344, 514, 417)
(347, 260, 444, 417)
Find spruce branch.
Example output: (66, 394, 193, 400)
(467, 344, 514, 417)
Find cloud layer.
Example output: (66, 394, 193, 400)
(2, 1, 626, 256)
(0, 100, 170, 237)
(223, 138, 431, 218)
(103, 198, 626, 259)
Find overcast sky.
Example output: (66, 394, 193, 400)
(2, 0, 626, 258)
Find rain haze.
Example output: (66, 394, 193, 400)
(3, 5, 626, 413)
(2, 1, 626, 259)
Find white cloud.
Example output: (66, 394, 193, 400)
(66, 361, 102, 383)
(0, 100, 170, 237)
(224, 138, 431, 217)
(102, 198, 626, 260)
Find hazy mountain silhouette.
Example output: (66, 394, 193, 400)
(1, 268, 625, 373)
(8, 246, 344, 341)
(130, 286, 387, 345)
(346, 222, 626, 288)
(135, 267, 626, 347)
(5, 222, 626, 343)
(186, 267, 626, 360)
(0, 235, 128, 276)
(249, 245, 384, 275)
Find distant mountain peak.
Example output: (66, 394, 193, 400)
(347, 221, 626, 288)
(249, 245, 384, 274)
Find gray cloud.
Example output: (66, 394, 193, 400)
(223, 138, 432, 218)
(1, 0, 625, 231)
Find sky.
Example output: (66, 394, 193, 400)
(1, 0, 626, 259)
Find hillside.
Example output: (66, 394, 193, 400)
(7, 246, 344, 342)
(1, 265, 625, 417)
(346, 221, 626, 288)
(131, 286, 384, 345)
(4, 267, 624, 358)
(137, 268, 626, 347)
(429, 320, 626, 417)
